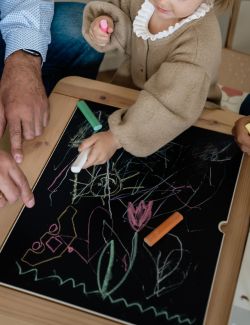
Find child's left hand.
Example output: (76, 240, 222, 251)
(232, 115, 250, 155)
(78, 130, 122, 169)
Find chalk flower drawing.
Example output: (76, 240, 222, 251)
(127, 200, 153, 232)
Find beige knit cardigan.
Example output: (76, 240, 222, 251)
(83, 0, 222, 157)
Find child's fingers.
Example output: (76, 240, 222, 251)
(89, 27, 101, 41)
(81, 138, 111, 169)
(237, 132, 250, 147)
(105, 16, 114, 31)
(239, 145, 250, 155)
(233, 118, 250, 146)
(95, 30, 110, 42)
(236, 116, 250, 132)
(90, 29, 110, 47)
(89, 27, 95, 39)
(84, 152, 108, 169)
(234, 135, 250, 150)
(90, 23, 106, 42)
(107, 27, 113, 34)
(78, 135, 97, 152)
(96, 34, 110, 46)
(82, 146, 100, 169)
(88, 17, 113, 47)
(82, 157, 96, 169)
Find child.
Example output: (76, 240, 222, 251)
(80, 0, 233, 169)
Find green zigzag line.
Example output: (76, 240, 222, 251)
(16, 261, 196, 324)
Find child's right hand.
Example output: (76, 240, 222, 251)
(232, 115, 250, 155)
(89, 16, 114, 47)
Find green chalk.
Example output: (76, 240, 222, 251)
(76, 100, 102, 131)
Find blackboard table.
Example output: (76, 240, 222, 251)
(0, 77, 250, 325)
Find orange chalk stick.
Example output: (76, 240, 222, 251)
(144, 211, 184, 247)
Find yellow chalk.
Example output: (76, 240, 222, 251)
(245, 123, 250, 134)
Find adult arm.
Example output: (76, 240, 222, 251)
(108, 61, 211, 156)
(0, 0, 54, 163)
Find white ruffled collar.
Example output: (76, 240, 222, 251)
(133, 0, 213, 41)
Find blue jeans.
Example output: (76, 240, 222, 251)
(0, 2, 104, 95)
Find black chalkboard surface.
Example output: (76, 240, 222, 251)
(0, 101, 242, 325)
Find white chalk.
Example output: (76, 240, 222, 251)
(71, 149, 90, 173)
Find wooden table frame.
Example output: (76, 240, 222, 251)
(0, 77, 250, 325)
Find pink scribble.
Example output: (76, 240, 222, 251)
(67, 246, 74, 253)
(48, 160, 74, 192)
(127, 200, 153, 232)
(46, 237, 62, 253)
(122, 254, 128, 272)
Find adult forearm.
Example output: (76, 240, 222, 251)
(4, 50, 42, 79)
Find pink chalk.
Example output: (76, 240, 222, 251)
(99, 19, 108, 33)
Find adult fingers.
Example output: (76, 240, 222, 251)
(43, 104, 50, 128)
(0, 191, 7, 208)
(0, 176, 20, 204)
(22, 118, 36, 140)
(8, 119, 23, 164)
(36, 97, 50, 134)
(9, 167, 35, 208)
(34, 110, 44, 137)
(0, 101, 6, 138)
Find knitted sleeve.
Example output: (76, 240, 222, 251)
(82, 0, 132, 54)
(108, 61, 211, 157)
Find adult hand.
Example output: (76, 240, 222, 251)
(232, 115, 250, 155)
(78, 130, 121, 169)
(0, 50, 49, 164)
(0, 93, 6, 139)
(0, 150, 35, 208)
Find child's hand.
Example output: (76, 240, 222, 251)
(89, 16, 114, 47)
(232, 116, 250, 155)
(78, 130, 121, 169)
